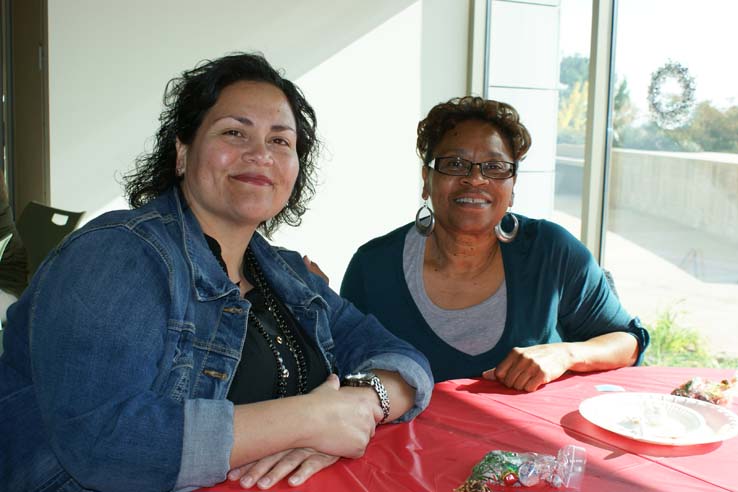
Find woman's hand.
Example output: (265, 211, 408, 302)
(303, 255, 329, 285)
(482, 343, 573, 392)
(227, 374, 381, 488)
(227, 448, 339, 489)
(299, 374, 379, 457)
(229, 374, 379, 472)
(482, 331, 638, 391)
(482, 333, 639, 392)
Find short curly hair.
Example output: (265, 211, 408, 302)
(416, 96, 532, 165)
(123, 52, 319, 237)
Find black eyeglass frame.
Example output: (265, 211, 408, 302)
(427, 156, 518, 180)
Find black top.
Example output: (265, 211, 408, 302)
(203, 234, 328, 404)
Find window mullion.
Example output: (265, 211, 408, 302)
(581, 0, 616, 263)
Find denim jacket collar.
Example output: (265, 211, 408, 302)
(249, 234, 327, 310)
(161, 187, 323, 310)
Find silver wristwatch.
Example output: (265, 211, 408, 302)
(341, 371, 390, 424)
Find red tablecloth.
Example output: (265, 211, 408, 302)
(198, 367, 738, 491)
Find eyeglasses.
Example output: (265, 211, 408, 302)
(429, 156, 517, 180)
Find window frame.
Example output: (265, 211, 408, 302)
(475, 0, 619, 263)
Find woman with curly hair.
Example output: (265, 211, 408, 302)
(0, 52, 432, 492)
(341, 96, 648, 389)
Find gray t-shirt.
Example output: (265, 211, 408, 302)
(403, 227, 507, 356)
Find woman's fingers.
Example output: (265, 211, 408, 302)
(231, 374, 378, 488)
(481, 368, 496, 380)
(303, 255, 330, 285)
(286, 451, 339, 486)
(234, 448, 339, 489)
(253, 449, 309, 489)
(494, 344, 571, 391)
(235, 450, 290, 489)
(227, 464, 249, 481)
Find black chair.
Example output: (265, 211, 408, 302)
(16, 201, 84, 275)
(0, 232, 12, 261)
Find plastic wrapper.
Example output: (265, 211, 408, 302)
(455, 445, 586, 491)
(671, 371, 737, 406)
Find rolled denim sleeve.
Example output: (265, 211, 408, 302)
(272, 248, 434, 421)
(174, 399, 233, 491)
(315, 282, 433, 419)
(355, 353, 433, 422)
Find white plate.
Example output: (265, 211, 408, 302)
(579, 392, 738, 446)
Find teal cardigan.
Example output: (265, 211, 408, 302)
(340, 216, 649, 382)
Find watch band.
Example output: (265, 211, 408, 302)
(368, 375, 390, 424)
(341, 372, 391, 424)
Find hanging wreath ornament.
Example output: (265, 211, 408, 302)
(647, 61, 696, 130)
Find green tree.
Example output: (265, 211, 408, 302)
(617, 123, 682, 151)
(558, 55, 590, 144)
(670, 102, 738, 153)
(558, 56, 637, 147)
(612, 79, 637, 147)
(558, 80, 588, 143)
(559, 54, 589, 99)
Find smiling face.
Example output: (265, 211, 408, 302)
(177, 81, 299, 235)
(423, 119, 515, 236)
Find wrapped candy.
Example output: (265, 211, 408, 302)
(456, 445, 586, 491)
(671, 372, 737, 406)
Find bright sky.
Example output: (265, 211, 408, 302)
(560, 0, 738, 112)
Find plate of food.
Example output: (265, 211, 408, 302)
(579, 392, 738, 445)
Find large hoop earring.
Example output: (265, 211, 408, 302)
(415, 200, 435, 236)
(495, 212, 518, 243)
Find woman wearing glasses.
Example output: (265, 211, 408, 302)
(340, 97, 648, 391)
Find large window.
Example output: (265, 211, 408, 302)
(603, 0, 738, 366)
(488, 0, 737, 366)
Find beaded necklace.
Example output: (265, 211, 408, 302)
(244, 247, 308, 397)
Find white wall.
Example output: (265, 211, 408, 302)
(47, 0, 470, 285)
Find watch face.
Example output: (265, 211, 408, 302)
(343, 371, 376, 384)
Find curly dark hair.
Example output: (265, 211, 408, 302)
(416, 96, 532, 166)
(123, 52, 319, 237)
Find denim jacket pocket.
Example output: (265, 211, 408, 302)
(160, 322, 196, 402)
(291, 305, 336, 374)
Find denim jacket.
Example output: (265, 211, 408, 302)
(0, 188, 433, 492)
